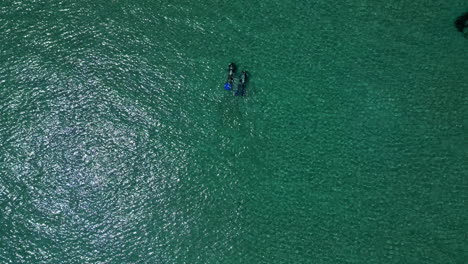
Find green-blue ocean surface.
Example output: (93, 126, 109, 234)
(1, 1, 467, 263)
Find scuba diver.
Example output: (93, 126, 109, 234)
(224, 63, 236, 90)
(234, 71, 248, 96)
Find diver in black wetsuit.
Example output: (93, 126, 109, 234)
(234, 71, 247, 96)
(224, 63, 236, 90)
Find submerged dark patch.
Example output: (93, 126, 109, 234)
(454, 12, 468, 33)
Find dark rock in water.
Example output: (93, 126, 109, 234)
(454, 12, 468, 33)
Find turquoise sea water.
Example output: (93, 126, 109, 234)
(1, 1, 467, 263)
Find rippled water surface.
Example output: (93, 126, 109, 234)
(1, 1, 467, 263)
